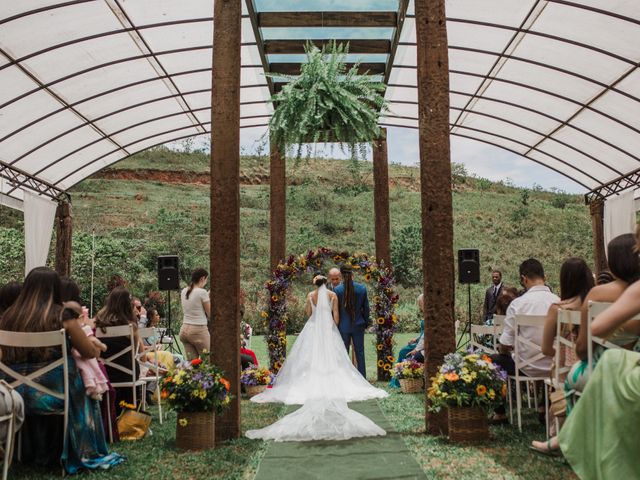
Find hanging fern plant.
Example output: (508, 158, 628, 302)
(266, 41, 388, 159)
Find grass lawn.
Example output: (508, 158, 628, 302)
(11, 333, 574, 479)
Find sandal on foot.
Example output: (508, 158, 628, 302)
(530, 440, 562, 457)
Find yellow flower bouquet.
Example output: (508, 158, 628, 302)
(161, 353, 232, 414)
(427, 352, 507, 412)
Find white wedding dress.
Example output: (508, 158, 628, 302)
(246, 285, 387, 442)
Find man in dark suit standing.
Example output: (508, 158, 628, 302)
(334, 265, 370, 377)
(483, 269, 503, 322)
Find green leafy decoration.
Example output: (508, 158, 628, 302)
(266, 41, 388, 159)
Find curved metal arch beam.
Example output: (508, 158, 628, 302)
(378, 121, 592, 191)
(1, 66, 267, 147)
(51, 120, 240, 187)
(11, 86, 269, 168)
(29, 107, 270, 177)
(387, 90, 640, 167)
(388, 68, 640, 137)
(383, 102, 622, 177)
(382, 112, 605, 185)
(0, 43, 262, 111)
(393, 44, 640, 106)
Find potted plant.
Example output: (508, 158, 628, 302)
(427, 353, 507, 442)
(161, 353, 232, 450)
(393, 359, 424, 393)
(266, 41, 388, 160)
(241, 364, 274, 398)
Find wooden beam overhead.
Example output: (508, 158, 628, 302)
(264, 39, 391, 55)
(270, 62, 386, 75)
(258, 11, 397, 28)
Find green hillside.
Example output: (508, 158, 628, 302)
(0, 147, 592, 333)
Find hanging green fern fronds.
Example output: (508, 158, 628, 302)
(266, 41, 388, 159)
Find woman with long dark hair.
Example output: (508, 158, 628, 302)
(0, 267, 123, 473)
(95, 286, 140, 412)
(179, 268, 210, 360)
(540, 257, 594, 358)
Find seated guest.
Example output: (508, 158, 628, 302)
(0, 267, 123, 473)
(494, 287, 518, 316)
(556, 227, 640, 476)
(531, 234, 640, 455)
(540, 257, 594, 359)
(241, 336, 258, 368)
(0, 281, 21, 317)
(95, 287, 141, 413)
(390, 294, 425, 388)
(566, 234, 640, 406)
(133, 297, 147, 327)
(490, 258, 559, 424)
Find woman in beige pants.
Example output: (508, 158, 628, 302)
(179, 268, 210, 360)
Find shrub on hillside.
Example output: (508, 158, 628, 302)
(391, 225, 422, 287)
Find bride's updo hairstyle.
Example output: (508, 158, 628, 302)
(313, 275, 327, 287)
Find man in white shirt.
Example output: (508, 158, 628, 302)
(491, 259, 559, 423)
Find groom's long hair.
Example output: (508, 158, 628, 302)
(341, 267, 356, 322)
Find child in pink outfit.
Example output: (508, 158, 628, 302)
(64, 304, 110, 401)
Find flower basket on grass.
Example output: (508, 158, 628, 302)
(393, 359, 424, 394)
(427, 353, 507, 442)
(161, 353, 232, 450)
(241, 364, 274, 398)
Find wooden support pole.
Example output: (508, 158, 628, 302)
(415, 0, 456, 436)
(55, 201, 72, 277)
(211, 0, 241, 443)
(270, 136, 286, 272)
(589, 200, 607, 274)
(373, 128, 391, 270)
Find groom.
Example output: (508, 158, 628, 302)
(334, 265, 370, 377)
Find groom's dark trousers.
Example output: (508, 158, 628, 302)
(334, 281, 370, 378)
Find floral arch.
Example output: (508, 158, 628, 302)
(261, 248, 399, 381)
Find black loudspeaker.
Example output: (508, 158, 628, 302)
(458, 249, 480, 284)
(158, 255, 180, 291)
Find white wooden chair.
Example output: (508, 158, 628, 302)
(543, 309, 581, 438)
(0, 380, 19, 480)
(493, 314, 506, 336)
(0, 329, 69, 475)
(507, 314, 550, 431)
(587, 301, 640, 376)
(137, 327, 164, 424)
(470, 324, 499, 354)
(96, 324, 146, 442)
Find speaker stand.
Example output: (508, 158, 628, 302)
(456, 283, 473, 351)
(161, 290, 183, 356)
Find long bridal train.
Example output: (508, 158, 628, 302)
(246, 284, 388, 442)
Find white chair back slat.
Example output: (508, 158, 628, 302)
(95, 324, 134, 338)
(513, 315, 548, 375)
(553, 309, 581, 385)
(0, 329, 68, 348)
(470, 324, 498, 354)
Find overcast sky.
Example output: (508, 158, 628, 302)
(225, 126, 585, 194)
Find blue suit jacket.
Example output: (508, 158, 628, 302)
(334, 282, 370, 333)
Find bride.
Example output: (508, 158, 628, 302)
(246, 275, 388, 441)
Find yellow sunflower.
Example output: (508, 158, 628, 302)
(376, 344, 383, 351)
(271, 295, 279, 302)
(476, 385, 487, 396)
(383, 364, 392, 371)
(376, 317, 385, 325)
(377, 360, 384, 368)
(363, 273, 372, 282)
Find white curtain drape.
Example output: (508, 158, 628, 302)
(23, 192, 57, 275)
(604, 189, 636, 250)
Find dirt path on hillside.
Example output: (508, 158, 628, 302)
(93, 168, 420, 190)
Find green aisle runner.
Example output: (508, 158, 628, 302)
(254, 400, 426, 480)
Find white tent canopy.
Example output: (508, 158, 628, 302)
(1, 0, 639, 208)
